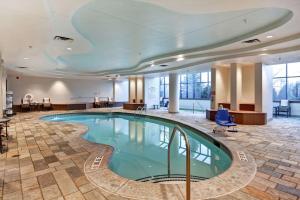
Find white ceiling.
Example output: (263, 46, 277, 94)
(1, 0, 300, 78)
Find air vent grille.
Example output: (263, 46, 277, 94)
(160, 64, 168, 67)
(242, 39, 261, 44)
(54, 36, 74, 42)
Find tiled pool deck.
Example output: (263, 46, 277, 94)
(0, 108, 300, 200)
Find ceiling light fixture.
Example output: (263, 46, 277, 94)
(266, 35, 273, 38)
(262, 48, 268, 51)
(177, 55, 184, 62)
(260, 53, 268, 56)
(23, 57, 29, 60)
(67, 47, 72, 51)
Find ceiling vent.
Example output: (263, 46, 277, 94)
(160, 64, 168, 67)
(17, 66, 28, 69)
(54, 36, 74, 42)
(242, 39, 261, 44)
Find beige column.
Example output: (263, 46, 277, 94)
(230, 63, 242, 111)
(168, 73, 179, 113)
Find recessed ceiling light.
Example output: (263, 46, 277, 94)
(262, 48, 268, 51)
(67, 47, 72, 51)
(177, 55, 184, 62)
(23, 57, 29, 60)
(260, 53, 268, 56)
(266, 35, 273, 38)
(150, 64, 155, 67)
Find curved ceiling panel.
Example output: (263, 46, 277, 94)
(56, 0, 292, 74)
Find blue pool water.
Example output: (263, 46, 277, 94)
(42, 113, 231, 180)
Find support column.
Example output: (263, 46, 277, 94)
(210, 67, 216, 109)
(254, 63, 263, 112)
(230, 63, 242, 111)
(0, 58, 5, 117)
(168, 73, 179, 113)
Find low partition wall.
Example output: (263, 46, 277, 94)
(206, 109, 267, 125)
(13, 102, 126, 112)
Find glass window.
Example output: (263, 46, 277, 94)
(181, 74, 187, 83)
(180, 84, 187, 99)
(287, 62, 300, 77)
(273, 78, 287, 100)
(187, 84, 194, 99)
(287, 77, 300, 100)
(272, 62, 300, 101)
(187, 74, 194, 83)
(201, 72, 208, 82)
(165, 76, 169, 84)
(194, 83, 201, 99)
(160, 76, 169, 99)
(272, 64, 286, 78)
(165, 85, 169, 98)
(161, 71, 211, 100)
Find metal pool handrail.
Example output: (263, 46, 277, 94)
(135, 106, 146, 115)
(168, 125, 191, 200)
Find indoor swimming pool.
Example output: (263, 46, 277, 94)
(42, 112, 232, 181)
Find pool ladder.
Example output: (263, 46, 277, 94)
(168, 125, 191, 200)
(135, 106, 147, 115)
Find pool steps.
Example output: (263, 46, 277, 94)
(135, 174, 207, 183)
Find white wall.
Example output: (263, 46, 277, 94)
(262, 65, 274, 120)
(0, 66, 6, 116)
(7, 75, 114, 104)
(144, 77, 160, 108)
(114, 79, 129, 102)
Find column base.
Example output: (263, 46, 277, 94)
(168, 111, 179, 114)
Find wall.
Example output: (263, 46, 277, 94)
(114, 79, 129, 102)
(129, 76, 144, 103)
(0, 65, 6, 116)
(144, 77, 160, 108)
(7, 75, 114, 104)
(262, 65, 274, 120)
(136, 77, 144, 103)
(129, 78, 136, 103)
(241, 65, 255, 103)
(215, 67, 231, 107)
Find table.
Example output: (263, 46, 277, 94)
(153, 105, 160, 109)
(0, 118, 11, 139)
(0, 118, 10, 153)
(273, 106, 279, 117)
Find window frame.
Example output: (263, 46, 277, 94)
(180, 72, 211, 100)
(272, 63, 300, 101)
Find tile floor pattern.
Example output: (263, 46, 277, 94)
(0, 110, 299, 200)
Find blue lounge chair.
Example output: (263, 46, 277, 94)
(213, 109, 237, 133)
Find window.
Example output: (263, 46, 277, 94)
(160, 76, 169, 99)
(272, 62, 300, 100)
(180, 71, 211, 100)
(160, 71, 211, 100)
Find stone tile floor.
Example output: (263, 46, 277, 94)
(0, 110, 300, 200)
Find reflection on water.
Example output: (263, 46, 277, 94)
(42, 114, 231, 180)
